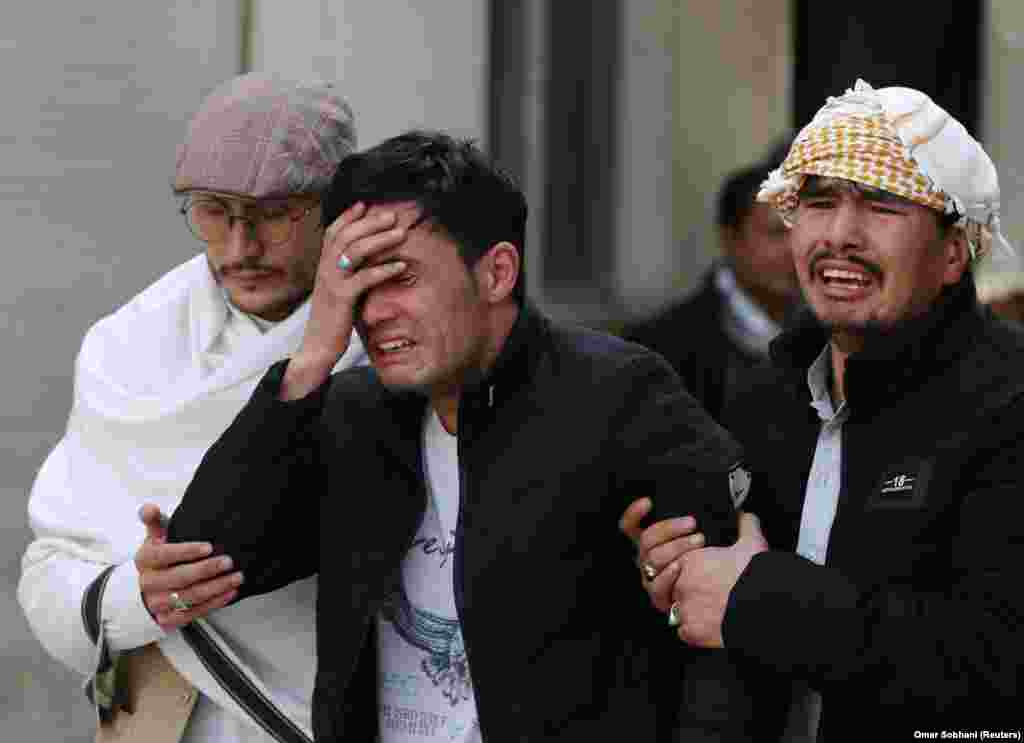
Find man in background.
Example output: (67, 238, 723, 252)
(19, 73, 360, 742)
(625, 136, 799, 421)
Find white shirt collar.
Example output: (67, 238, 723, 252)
(715, 264, 783, 356)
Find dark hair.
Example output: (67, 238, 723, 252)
(715, 133, 795, 229)
(323, 130, 529, 302)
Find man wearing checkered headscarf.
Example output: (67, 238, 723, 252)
(628, 80, 1024, 740)
(19, 74, 363, 742)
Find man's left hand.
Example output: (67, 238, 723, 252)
(672, 511, 768, 648)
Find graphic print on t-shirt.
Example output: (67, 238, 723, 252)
(376, 409, 480, 742)
(381, 554, 472, 707)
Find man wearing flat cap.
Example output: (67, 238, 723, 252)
(19, 74, 360, 742)
(626, 80, 1024, 739)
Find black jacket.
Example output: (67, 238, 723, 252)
(720, 277, 1024, 739)
(170, 303, 747, 742)
(624, 267, 767, 422)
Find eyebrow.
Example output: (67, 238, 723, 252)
(800, 177, 915, 207)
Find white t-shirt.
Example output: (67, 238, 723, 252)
(376, 409, 481, 742)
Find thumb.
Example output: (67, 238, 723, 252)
(619, 497, 652, 541)
(138, 504, 168, 543)
(737, 511, 767, 548)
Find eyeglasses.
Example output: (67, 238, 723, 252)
(180, 196, 318, 246)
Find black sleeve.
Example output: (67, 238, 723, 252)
(610, 351, 759, 739)
(723, 398, 1024, 717)
(167, 359, 329, 601)
(611, 352, 743, 547)
(624, 320, 712, 420)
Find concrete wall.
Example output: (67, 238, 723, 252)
(661, 0, 792, 311)
(1, 4, 241, 740)
(250, 0, 488, 150)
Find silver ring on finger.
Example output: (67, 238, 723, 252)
(337, 252, 355, 272)
(169, 591, 193, 613)
(668, 601, 681, 627)
(641, 562, 658, 582)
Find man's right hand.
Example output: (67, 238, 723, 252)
(135, 504, 243, 630)
(281, 201, 410, 400)
(620, 497, 705, 613)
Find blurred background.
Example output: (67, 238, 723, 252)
(2, 1, 1021, 739)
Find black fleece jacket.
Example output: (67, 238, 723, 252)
(170, 302, 748, 742)
(721, 277, 1024, 739)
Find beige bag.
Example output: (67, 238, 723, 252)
(94, 643, 197, 743)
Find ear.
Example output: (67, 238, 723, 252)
(718, 224, 741, 255)
(940, 227, 970, 286)
(475, 241, 520, 303)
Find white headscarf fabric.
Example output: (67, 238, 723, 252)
(759, 79, 1014, 264)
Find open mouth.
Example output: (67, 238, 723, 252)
(377, 339, 415, 354)
(820, 268, 873, 289)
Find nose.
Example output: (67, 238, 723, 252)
(222, 217, 263, 261)
(358, 285, 399, 329)
(822, 200, 865, 252)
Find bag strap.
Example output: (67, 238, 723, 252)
(180, 620, 313, 743)
(82, 565, 117, 645)
(81, 566, 311, 743)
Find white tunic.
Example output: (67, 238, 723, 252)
(18, 254, 366, 741)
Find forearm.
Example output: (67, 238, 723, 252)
(724, 551, 1021, 703)
(280, 349, 337, 401)
(168, 360, 325, 598)
(615, 353, 744, 548)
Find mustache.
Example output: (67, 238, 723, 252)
(809, 250, 882, 279)
(217, 259, 278, 277)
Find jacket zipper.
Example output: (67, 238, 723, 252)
(453, 391, 488, 741)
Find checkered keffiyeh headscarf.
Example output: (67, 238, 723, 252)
(174, 73, 357, 200)
(758, 79, 1007, 262)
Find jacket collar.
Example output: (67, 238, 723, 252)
(370, 300, 547, 457)
(769, 274, 983, 410)
(460, 299, 547, 409)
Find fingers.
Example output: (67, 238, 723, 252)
(341, 260, 408, 301)
(326, 205, 407, 273)
(323, 201, 367, 243)
(136, 539, 213, 572)
(138, 504, 169, 544)
(637, 515, 699, 556)
(619, 497, 652, 543)
(140, 554, 234, 594)
(645, 560, 681, 613)
(152, 584, 241, 630)
(148, 568, 244, 615)
(645, 532, 705, 574)
(738, 511, 763, 539)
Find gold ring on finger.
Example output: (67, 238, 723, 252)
(337, 253, 355, 272)
(642, 562, 658, 582)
